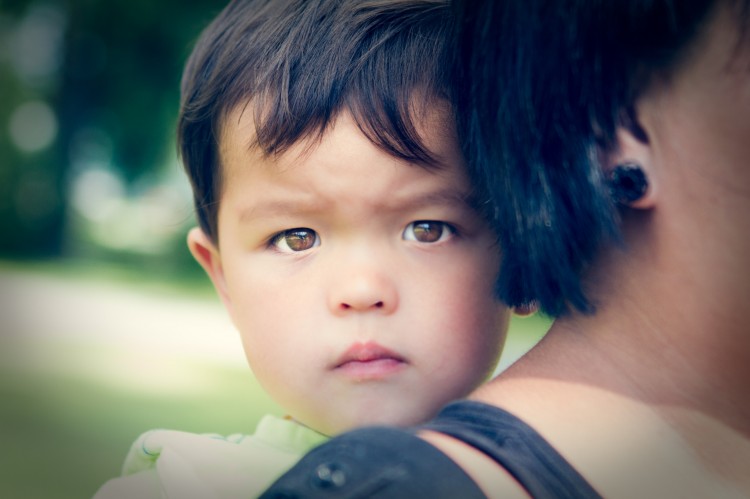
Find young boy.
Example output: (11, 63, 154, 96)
(95, 0, 510, 497)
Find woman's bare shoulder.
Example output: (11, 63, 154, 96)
(467, 370, 750, 498)
(418, 429, 528, 499)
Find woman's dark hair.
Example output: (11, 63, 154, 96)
(453, 0, 749, 316)
(178, 0, 452, 242)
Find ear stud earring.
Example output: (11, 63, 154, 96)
(608, 162, 648, 205)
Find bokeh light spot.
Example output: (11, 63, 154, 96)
(9, 100, 59, 153)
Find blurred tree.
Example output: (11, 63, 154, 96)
(0, 0, 225, 257)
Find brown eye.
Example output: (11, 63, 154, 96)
(403, 221, 454, 243)
(271, 228, 319, 253)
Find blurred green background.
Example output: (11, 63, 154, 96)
(0, 1, 551, 497)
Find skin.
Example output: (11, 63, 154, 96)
(422, 3, 750, 497)
(189, 105, 509, 436)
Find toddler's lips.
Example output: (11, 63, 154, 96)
(334, 342, 407, 380)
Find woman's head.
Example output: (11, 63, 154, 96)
(453, 0, 750, 316)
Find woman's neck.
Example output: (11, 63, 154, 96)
(550, 198, 750, 434)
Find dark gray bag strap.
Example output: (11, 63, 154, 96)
(424, 400, 602, 499)
(261, 425, 486, 498)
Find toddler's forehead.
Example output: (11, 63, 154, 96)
(217, 103, 262, 156)
(218, 98, 459, 169)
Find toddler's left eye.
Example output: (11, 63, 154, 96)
(403, 221, 455, 243)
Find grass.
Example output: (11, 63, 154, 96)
(1, 255, 216, 298)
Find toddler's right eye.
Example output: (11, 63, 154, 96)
(270, 228, 320, 253)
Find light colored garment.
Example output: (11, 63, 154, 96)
(93, 415, 328, 499)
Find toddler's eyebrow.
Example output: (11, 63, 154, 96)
(239, 199, 325, 222)
(238, 187, 479, 223)
(385, 188, 479, 213)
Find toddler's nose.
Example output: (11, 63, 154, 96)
(328, 268, 398, 316)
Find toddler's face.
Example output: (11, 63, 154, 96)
(192, 105, 509, 435)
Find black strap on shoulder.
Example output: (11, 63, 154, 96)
(260, 426, 486, 499)
(423, 400, 602, 499)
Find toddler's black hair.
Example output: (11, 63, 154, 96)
(178, 0, 452, 242)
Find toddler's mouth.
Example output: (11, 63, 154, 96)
(334, 342, 407, 380)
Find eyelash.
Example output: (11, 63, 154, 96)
(402, 221, 457, 243)
(267, 220, 458, 254)
(268, 228, 320, 253)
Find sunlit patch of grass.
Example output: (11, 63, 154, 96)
(497, 313, 552, 372)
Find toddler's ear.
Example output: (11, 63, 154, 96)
(187, 227, 233, 311)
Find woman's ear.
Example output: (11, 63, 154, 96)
(605, 125, 658, 209)
(187, 227, 233, 313)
